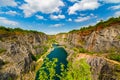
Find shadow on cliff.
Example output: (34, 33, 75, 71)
(0, 72, 17, 80)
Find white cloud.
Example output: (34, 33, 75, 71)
(50, 14, 65, 20)
(68, 18, 72, 21)
(74, 16, 90, 22)
(0, 10, 18, 16)
(52, 23, 64, 27)
(80, 13, 86, 16)
(74, 13, 97, 22)
(114, 11, 120, 17)
(6, 10, 18, 16)
(68, 0, 79, 2)
(109, 5, 120, 10)
(0, 0, 17, 7)
(19, 0, 64, 17)
(0, 17, 18, 26)
(68, 0, 100, 15)
(100, 0, 120, 3)
(36, 15, 44, 20)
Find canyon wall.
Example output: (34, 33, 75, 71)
(0, 31, 48, 80)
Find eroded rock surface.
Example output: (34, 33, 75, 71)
(0, 33, 47, 80)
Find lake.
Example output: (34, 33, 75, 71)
(35, 44, 68, 80)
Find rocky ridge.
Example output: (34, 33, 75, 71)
(0, 30, 48, 80)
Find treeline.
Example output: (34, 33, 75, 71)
(69, 16, 120, 33)
(0, 26, 45, 34)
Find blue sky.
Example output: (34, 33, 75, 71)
(0, 0, 120, 34)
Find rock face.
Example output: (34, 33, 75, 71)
(76, 54, 120, 80)
(56, 24, 120, 80)
(0, 32, 47, 80)
(56, 25, 120, 52)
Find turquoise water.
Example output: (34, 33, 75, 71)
(35, 44, 68, 80)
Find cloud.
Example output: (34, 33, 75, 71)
(100, 0, 120, 3)
(109, 5, 120, 10)
(74, 13, 97, 22)
(68, 18, 72, 21)
(68, 0, 79, 2)
(68, 0, 100, 15)
(0, 0, 17, 7)
(19, 0, 64, 17)
(80, 13, 86, 16)
(114, 11, 120, 17)
(74, 16, 90, 22)
(0, 10, 18, 16)
(0, 17, 18, 26)
(50, 14, 65, 20)
(52, 24, 64, 27)
(36, 15, 45, 20)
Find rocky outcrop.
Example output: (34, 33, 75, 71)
(56, 24, 120, 80)
(75, 54, 120, 80)
(0, 32, 48, 80)
(56, 24, 120, 52)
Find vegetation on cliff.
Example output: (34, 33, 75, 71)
(37, 58, 91, 80)
(69, 17, 120, 34)
(0, 26, 45, 35)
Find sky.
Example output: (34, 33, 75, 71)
(0, 0, 120, 34)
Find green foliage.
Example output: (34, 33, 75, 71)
(0, 48, 6, 53)
(31, 53, 37, 61)
(8, 77, 13, 80)
(69, 29, 79, 33)
(69, 16, 120, 33)
(38, 58, 58, 80)
(79, 48, 88, 53)
(38, 58, 91, 80)
(0, 26, 45, 34)
(35, 54, 42, 60)
(108, 52, 120, 62)
(60, 59, 91, 80)
(34, 45, 49, 60)
(116, 35, 120, 40)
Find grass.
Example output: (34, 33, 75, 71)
(0, 48, 6, 54)
(108, 52, 120, 62)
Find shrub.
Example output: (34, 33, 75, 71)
(79, 48, 88, 53)
(60, 59, 91, 80)
(108, 53, 120, 62)
(0, 48, 6, 53)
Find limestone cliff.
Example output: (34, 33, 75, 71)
(56, 24, 120, 53)
(55, 17, 120, 80)
(75, 54, 120, 80)
(0, 29, 48, 80)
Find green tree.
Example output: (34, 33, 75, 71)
(38, 58, 91, 80)
(60, 59, 91, 80)
(38, 58, 58, 80)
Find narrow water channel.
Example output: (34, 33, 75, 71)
(35, 44, 68, 80)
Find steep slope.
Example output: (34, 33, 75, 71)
(56, 17, 120, 52)
(74, 53, 120, 80)
(0, 28, 48, 80)
(55, 17, 120, 80)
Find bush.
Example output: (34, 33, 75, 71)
(79, 48, 88, 53)
(60, 59, 91, 80)
(0, 48, 6, 53)
(108, 53, 120, 62)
